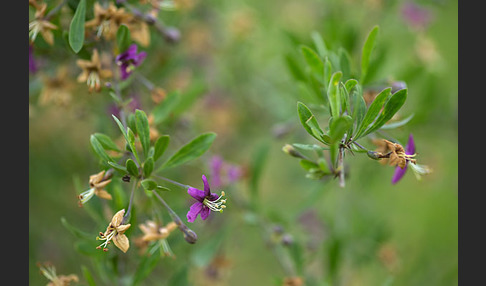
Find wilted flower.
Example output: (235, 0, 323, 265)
(85, 2, 133, 40)
(78, 170, 113, 206)
(115, 44, 147, 80)
(38, 262, 79, 286)
(97, 209, 131, 252)
(187, 175, 227, 222)
(38, 66, 74, 106)
(371, 138, 416, 169)
(139, 220, 178, 242)
(391, 134, 432, 184)
(76, 49, 113, 93)
(29, 3, 58, 45)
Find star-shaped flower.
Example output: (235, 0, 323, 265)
(115, 44, 147, 80)
(76, 49, 113, 93)
(97, 209, 131, 252)
(187, 175, 227, 223)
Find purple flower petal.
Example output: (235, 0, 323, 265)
(200, 206, 210, 220)
(406, 133, 415, 155)
(120, 63, 131, 80)
(392, 165, 408, 184)
(202, 175, 211, 197)
(188, 187, 206, 202)
(187, 201, 203, 222)
(209, 192, 220, 201)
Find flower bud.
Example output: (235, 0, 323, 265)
(282, 144, 306, 159)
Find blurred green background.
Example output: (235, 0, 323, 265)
(29, 0, 457, 285)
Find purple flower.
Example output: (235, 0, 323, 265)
(187, 175, 226, 223)
(401, 2, 433, 31)
(392, 134, 415, 184)
(29, 44, 37, 74)
(209, 155, 242, 188)
(115, 44, 146, 80)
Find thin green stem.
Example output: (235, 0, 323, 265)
(122, 179, 138, 224)
(153, 175, 190, 189)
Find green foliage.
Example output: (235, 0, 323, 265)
(160, 133, 217, 170)
(68, 0, 86, 53)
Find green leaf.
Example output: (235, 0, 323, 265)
(143, 157, 154, 178)
(362, 89, 407, 136)
(152, 91, 180, 125)
(68, 0, 86, 53)
(141, 178, 158, 191)
(90, 134, 113, 163)
(92, 133, 121, 152)
(107, 161, 128, 174)
(297, 102, 327, 144)
(292, 143, 329, 151)
(299, 159, 319, 171)
(300, 45, 324, 77)
(344, 79, 358, 94)
(126, 159, 139, 178)
(132, 243, 162, 285)
(160, 133, 216, 170)
(329, 115, 353, 144)
(61, 217, 91, 239)
(361, 25, 379, 84)
(354, 87, 391, 139)
(380, 113, 414, 130)
(327, 72, 343, 118)
(81, 265, 96, 286)
(135, 109, 151, 158)
(116, 24, 131, 53)
(311, 31, 328, 58)
(153, 135, 170, 162)
(285, 54, 306, 82)
(338, 48, 352, 79)
(352, 84, 366, 135)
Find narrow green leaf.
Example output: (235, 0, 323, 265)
(143, 157, 154, 178)
(90, 135, 113, 163)
(152, 91, 180, 125)
(61, 217, 91, 239)
(133, 243, 162, 285)
(81, 265, 96, 286)
(300, 45, 324, 77)
(135, 109, 150, 158)
(380, 113, 414, 130)
(161, 133, 216, 170)
(329, 115, 353, 144)
(297, 102, 327, 144)
(323, 57, 333, 92)
(338, 47, 352, 79)
(299, 159, 319, 171)
(354, 87, 391, 139)
(116, 24, 131, 53)
(107, 161, 128, 174)
(141, 178, 157, 191)
(344, 79, 358, 93)
(68, 0, 86, 53)
(362, 89, 407, 136)
(112, 115, 128, 140)
(285, 54, 306, 81)
(153, 135, 170, 162)
(292, 143, 329, 151)
(327, 72, 343, 118)
(126, 159, 139, 178)
(361, 25, 379, 83)
(92, 133, 120, 152)
(311, 31, 328, 58)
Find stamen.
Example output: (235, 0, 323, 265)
(202, 192, 227, 213)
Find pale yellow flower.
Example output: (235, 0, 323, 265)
(97, 209, 131, 253)
(78, 170, 113, 206)
(38, 262, 79, 286)
(76, 49, 113, 93)
(29, 3, 58, 45)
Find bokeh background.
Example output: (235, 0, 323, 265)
(29, 0, 457, 285)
